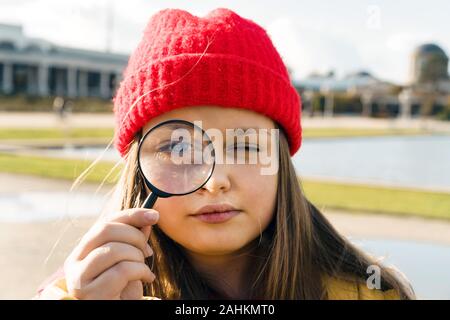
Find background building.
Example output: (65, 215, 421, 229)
(295, 43, 450, 119)
(0, 23, 128, 99)
(398, 43, 450, 118)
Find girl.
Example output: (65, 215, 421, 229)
(36, 8, 414, 300)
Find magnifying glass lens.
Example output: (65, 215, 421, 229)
(138, 121, 214, 195)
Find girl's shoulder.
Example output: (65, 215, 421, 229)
(323, 275, 401, 300)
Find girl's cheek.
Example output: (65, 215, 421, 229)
(242, 165, 278, 214)
(235, 164, 277, 193)
(153, 197, 187, 228)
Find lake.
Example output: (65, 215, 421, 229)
(35, 134, 450, 191)
(293, 135, 450, 191)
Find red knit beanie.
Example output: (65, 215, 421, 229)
(113, 8, 302, 157)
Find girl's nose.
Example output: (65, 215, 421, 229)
(200, 164, 231, 194)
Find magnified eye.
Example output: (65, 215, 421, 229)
(153, 141, 188, 163)
(158, 140, 191, 154)
(175, 142, 192, 156)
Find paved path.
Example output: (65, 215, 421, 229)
(0, 112, 115, 128)
(1, 112, 449, 132)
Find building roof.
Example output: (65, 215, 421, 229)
(413, 43, 448, 57)
(294, 70, 386, 92)
(0, 23, 128, 65)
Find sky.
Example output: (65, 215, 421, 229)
(0, 0, 449, 85)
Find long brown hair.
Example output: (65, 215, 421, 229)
(115, 124, 415, 299)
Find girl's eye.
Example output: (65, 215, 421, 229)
(158, 141, 191, 153)
(234, 144, 260, 152)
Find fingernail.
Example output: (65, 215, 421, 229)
(144, 210, 159, 221)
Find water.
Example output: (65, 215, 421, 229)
(294, 135, 450, 191)
(33, 135, 450, 191)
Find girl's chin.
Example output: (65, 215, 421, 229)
(183, 238, 250, 255)
(189, 247, 244, 256)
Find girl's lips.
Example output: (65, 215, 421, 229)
(191, 210, 241, 224)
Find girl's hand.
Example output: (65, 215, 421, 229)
(63, 208, 159, 300)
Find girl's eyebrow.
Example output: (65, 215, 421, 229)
(229, 127, 273, 136)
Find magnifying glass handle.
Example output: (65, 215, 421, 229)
(142, 192, 158, 209)
(142, 192, 158, 273)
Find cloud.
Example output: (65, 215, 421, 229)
(266, 17, 365, 80)
(1, 0, 448, 85)
(356, 31, 440, 83)
(0, 0, 157, 53)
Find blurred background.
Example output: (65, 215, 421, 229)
(0, 0, 449, 299)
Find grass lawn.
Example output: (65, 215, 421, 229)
(0, 128, 114, 140)
(0, 153, 121, 184)
(302, 179, 450, 220)
(0, 152, 449, 220)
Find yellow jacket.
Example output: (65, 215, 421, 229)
(324, 276, 401, 300)
(35, 275, 401, 300)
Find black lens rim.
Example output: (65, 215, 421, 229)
(136, 119, 216, 197)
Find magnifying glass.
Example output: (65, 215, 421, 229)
(137, 119, 216, 270)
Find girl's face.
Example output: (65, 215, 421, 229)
(141, 106, 278, 256)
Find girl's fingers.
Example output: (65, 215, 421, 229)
(108, 208, 159, 228)
(85, 261, 155, 299)
(64, 208, 159, 299)
(141, 225, 152, 242)
(78, 242, 148, 282)
(120, 281, 144, 300)
(72, 222, 152, 261)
